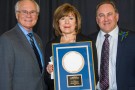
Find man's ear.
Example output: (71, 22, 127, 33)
(15, 13, 19, 20)
(96, 16, 99, 24)
(116, 13, 119, 22)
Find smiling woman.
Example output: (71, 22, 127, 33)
(44, 3, 92, 90)
(53, 3, 81, 37)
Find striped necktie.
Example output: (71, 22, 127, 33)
(28, 33, 42, 72)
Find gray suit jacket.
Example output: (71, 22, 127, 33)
(0, 24, 47, 90)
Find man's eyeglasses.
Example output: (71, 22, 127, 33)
(17, 10, 38, 16)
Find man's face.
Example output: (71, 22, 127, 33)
(16, 1, 39, 32)
(96, 4, 119, 33)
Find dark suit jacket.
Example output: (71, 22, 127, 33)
(0, 24, 47, 90)
(44, 33, 98, 90)
(89, 28, 135, 90)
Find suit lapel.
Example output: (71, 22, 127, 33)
(34, 34, 45, 72)
(15, 25, 43, 74)
(116, 29, 127, 86)
(90, 32, 99, 83)
(15, 25, 36, 59)
(116, 33, 123, 74)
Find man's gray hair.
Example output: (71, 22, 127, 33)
(15, 0, 40, 14)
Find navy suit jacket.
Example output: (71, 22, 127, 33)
(89, 28, 135, 90)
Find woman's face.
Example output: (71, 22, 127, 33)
(59, 13, 77, 35)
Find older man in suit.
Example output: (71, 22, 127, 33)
(0, 0, 47, 90)
(89, 1, 135, 90)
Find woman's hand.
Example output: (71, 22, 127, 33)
(46, 64, 54, 74)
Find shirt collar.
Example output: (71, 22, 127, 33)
(17, 23, 33, 35)
(99, 26, 119, 39)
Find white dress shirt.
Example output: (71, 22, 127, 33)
(96, 26, 119, 90)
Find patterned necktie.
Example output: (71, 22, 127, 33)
(27, 33, 42, 72)
(100, 34, 110, 90)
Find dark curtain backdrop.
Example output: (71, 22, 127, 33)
(0, 0, 135, 47)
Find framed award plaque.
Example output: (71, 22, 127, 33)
(52, 41, 96, 90)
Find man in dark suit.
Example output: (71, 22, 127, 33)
(0, 0, 47, 90)
(89, 1, 135, 90)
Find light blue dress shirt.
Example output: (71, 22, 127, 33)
(18, 23, 44, 68)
